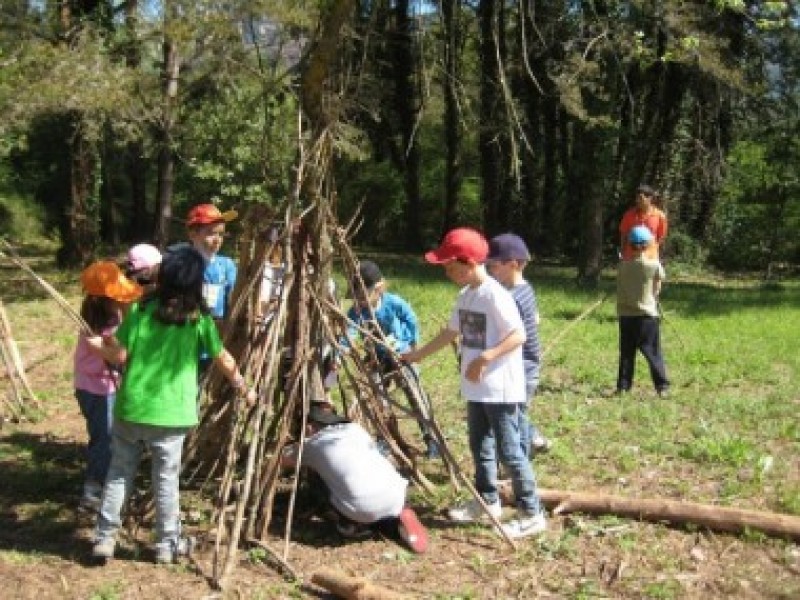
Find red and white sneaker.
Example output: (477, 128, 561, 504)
(397, 506, 428, 554)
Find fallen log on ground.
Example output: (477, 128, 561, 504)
(499, 484, 800, 541)
(311, 568, 409, 600)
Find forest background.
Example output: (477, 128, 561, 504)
(0, 0, 798, 279)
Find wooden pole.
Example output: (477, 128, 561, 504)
(311, 568, 409, 600)
(497, 486, 800, 542)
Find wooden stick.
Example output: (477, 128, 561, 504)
(497, 486, 800, 542)
(311, 568, 409, 600)
(0, 301, 40, 408)
(0, 240, 92, 335)
(540, 293, 609, 358)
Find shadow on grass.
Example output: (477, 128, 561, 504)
(0, 431, 90, 562)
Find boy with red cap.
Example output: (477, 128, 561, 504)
(185, 203, 238, 321)
(403, 227, 546, 539)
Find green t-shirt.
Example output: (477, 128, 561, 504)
(115, 301, 223, 427)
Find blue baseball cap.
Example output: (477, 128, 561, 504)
(628, 225, 654, 246)
(487, 233, 531, 261)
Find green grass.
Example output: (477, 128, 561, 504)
(1, 250, 799, 598)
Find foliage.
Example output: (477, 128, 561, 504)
(710, 136, 800, 272)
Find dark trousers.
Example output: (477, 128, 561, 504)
(617, 316, 669, 392)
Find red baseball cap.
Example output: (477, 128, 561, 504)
(186, 203, 238, 226)
(424, 227, 489, 264)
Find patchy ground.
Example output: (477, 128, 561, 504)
(2, 353, 799, 600)
(1, 262, 799, 598)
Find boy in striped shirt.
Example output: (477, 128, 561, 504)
(487, 233, 550, 456)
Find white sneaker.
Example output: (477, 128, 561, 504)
(448, 498, 502, 523)
(501, 511, 547, 539)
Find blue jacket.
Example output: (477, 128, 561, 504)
(346, 292, 419, 355)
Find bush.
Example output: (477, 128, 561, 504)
(663, 229, 707, 272)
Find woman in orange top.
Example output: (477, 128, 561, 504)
(619, 184, 668, 260)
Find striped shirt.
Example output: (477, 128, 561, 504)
(510, 281, 541, 384)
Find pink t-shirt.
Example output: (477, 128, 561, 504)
(73, 321, 120, 395)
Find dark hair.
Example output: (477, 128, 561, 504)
(151, 246, 209, 325)
(636, 184, 656, 197)
(80, 296, 119, 334)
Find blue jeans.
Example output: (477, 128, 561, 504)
(518, 379, 542, 457)
(96, 420, 190, 552)
(467, 401, 542, 514)
(76, 389, 114, 485)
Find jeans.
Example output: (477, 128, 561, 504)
(518, 379, 541, 457)
(76, 389, 114, 485)
(467, 401, 542, 514)
(96, 420, 190, 552)
(617, 316, 669, 392)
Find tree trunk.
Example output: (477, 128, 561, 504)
(154, 5, 180, 247)
(58, 119, 99, 267)
(392, 0, 423, 251)
(440, 0, 462, 237)
(479, 0, 502, 232)
(124, 0, 150, 241)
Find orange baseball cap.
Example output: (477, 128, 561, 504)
(80, 261, 143, 303)
(186, 203, 238, 226)
(424, 227, 489, 264)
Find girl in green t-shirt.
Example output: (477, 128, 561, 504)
(86, 246, 255, 565)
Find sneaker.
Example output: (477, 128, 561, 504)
(657, 387, 670, 398)
(155, 545, 174, 565)
(448, 498, 502, 523)
(92, 537, 115, 561)
(155, 536, 195, 565)
(397, 506, 428, 553)
(531, 436, 552, 455)
(501, 511, 547, 539)
(336, 520, 373, 539)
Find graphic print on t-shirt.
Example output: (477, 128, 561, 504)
(459, 309, 486, 349)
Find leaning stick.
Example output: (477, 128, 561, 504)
(540, 293, 609, 358)
(0, 301, 40, 409)
(0, 240, 92, 335)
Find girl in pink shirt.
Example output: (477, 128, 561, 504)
(74, 262, 142, 511)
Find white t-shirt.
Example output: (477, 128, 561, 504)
(447, 276, 527, 404)
(302, 422, 407, 523)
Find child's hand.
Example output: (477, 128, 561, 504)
(85, 335, 104, 350)
(465, 355, 489, 383)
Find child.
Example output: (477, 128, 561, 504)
(346, 260, 438, 459)
(486, 233, 550, 455)
(403, 227, 546, 539)
(124, 243, 162, 297)
(185, 203, 238, 321)
(88, 246, 256, 564)
(75, 262, 143, 512)
(616, 225, 670, 396)
(281, 401, 428, 554)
